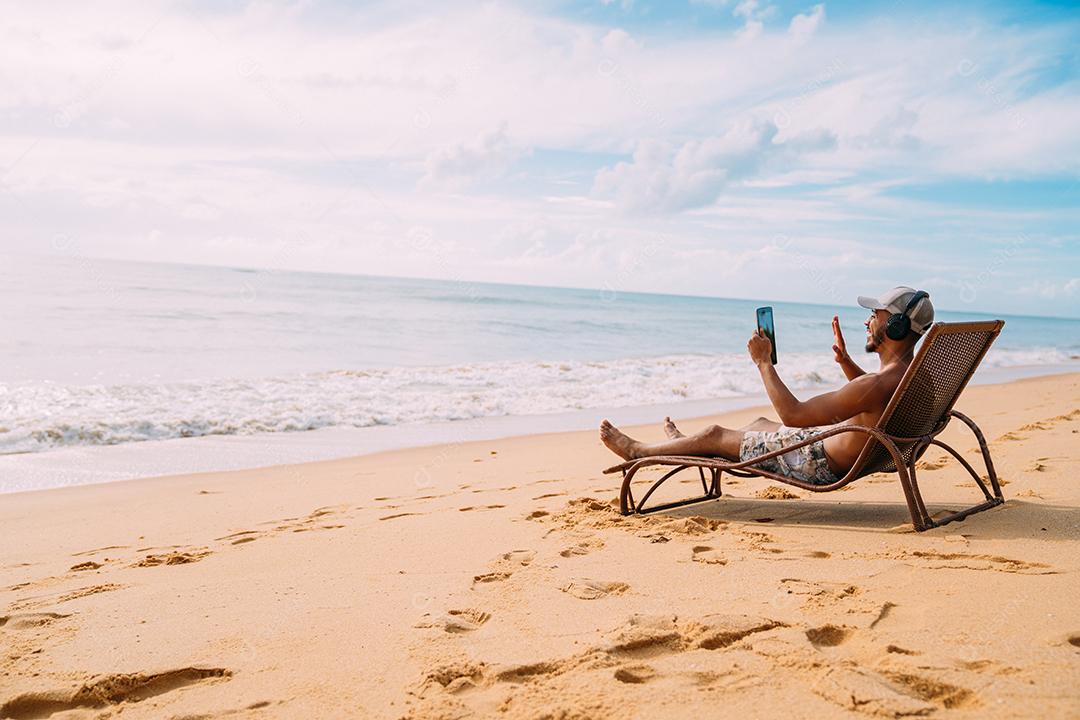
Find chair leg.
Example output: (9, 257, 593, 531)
(896, 456, 933, 532)
(911, 413, 1005, 530)
(619, 463, 721, 516)
(950, 411, 1005, 500)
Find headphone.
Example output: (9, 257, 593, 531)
(885, 290, 929, 341)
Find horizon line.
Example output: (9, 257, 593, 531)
(8, 249, 1080, 323)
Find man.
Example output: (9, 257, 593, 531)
(599, 287, 935, 485)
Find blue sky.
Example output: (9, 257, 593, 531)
(1, 0, 1078, 317)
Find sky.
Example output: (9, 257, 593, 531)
(1, 0, 1078, 317)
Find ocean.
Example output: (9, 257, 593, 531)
(2, 254, 1078, 492)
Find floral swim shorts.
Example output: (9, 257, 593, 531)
(738, 425, 839, 486)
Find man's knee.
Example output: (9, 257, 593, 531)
(702, 424, 727, 439)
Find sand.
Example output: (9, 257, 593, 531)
(2, 373, 1079, 719)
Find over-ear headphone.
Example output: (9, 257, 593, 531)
(885, 290, 929, 341)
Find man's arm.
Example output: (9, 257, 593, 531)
(749, 329, 882, 427)
(832, 315, 866, 380)
(836, 355, 866, 382)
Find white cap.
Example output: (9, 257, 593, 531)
(857, 286, 935, 335)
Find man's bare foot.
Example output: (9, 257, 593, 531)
(600, 420, 644, 461)
(663, 416, 684, 439)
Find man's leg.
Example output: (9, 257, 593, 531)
(601, 420, 745, 461)
(664, 416, 779, 438)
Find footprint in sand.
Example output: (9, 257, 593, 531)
(613, 664, 658, 684)
(778, 578, 860, 610)
(559, 538, 605, 558)
(886, 644, 919, 655)
(309, 505, 346, 517)
(421, 662, 488, 695)
(69, 561, 103, 572)
(528, 477, 563, 486)
(229, 507, 353, 540)
(133, 549, 211, 567)
(216, 530, 261, 545)
(472, 571, 512, 584)
(604, 613, 783, 657)
(814, 667, 935, 716)
(0, 667, 231, 719)
(472, 550, 535, 585)
(805, 624, 853, 647)
(494, 661, 560, 683)
(380, 512, 422, 521)
(896, 550, 1052, 575)
(880, 670, 975, 710)
(415, 608, 491, 634)
(916, 457, 949, 471)
(957, 658, 1023, 677)
(0, 612, 71, 630)
(1020, 420, 1053, 431)
(561, 578, 629, 600)
(738, 530, 780, 552)
(502, 549, 535, 565)
(291, 524, 345, 533)
(691, 545, 727, 565)
(13, 584, 125, 611)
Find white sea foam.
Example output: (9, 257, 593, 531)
(1, 347, 1073, 455)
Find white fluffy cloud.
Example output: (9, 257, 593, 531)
(421, 124, 529, 189)
(593, 121, 836, 212)
(1020, 278, 1080, 299)
(788, 4, 825, 43)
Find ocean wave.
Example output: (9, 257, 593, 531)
(0, 347, 1073, 455)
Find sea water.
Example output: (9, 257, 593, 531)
(2, 254, 1077, 491)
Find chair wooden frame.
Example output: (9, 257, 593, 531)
(603, 321, 1006, 532)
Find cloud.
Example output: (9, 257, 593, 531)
(732, 0, 776, 40)
(421, 124, 529, 189)
(600, 28, 641, 54)
(1019, 277, 1080, 299)
(592, 120, 836, 212)
(788, 4, 825, 44)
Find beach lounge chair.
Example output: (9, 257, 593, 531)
(603, 320, 1006, 532)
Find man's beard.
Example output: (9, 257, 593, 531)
(865, 325, 885, 353)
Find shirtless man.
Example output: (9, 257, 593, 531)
(600, 287, 935, 485)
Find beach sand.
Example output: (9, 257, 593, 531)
(2, 373, 1078, 719)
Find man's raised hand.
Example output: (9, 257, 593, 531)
(831, 315, 849, 364)
(832, 316, 866, 380)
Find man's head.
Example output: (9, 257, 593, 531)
(857, 286, 934, 353)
